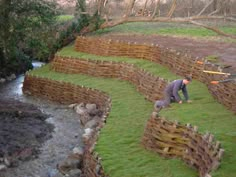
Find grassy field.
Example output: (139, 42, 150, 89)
(92, 22, 236, 42)
(29, 42, 236, 176)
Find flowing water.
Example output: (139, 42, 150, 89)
(0, 62, 84, 177)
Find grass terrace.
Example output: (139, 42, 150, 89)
(92, 22, 236, 42)
(27, 44, 236, 176)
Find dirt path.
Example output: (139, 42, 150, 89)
(101, 34, 236, 73)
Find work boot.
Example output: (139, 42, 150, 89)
(170, 96, 176, 103)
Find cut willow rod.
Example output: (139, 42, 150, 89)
(204, 70, 236, 76)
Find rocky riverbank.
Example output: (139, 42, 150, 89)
(0, 99, 54, 170)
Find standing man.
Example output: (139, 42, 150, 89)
(154, 76, 192, 113)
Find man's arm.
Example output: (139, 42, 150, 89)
(172, 81, 181, 102)
(182, 86, 189, 101)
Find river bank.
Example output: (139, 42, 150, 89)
(0, 66, 84, 177)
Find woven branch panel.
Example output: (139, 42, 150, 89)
(142, 115, 223, 177)
(75, 36, 236, 113)
(51, 56, 167, 102)
(23, 75, 111, 177)
(51, 56, 223, 176)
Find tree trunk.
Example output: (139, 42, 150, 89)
(151, 0, 160, 18)
(167, 0, 177, 18)
(124, 0, 136, 17)
(142, 0, 148, 16)
(213, 0, 218, 12)
(190, 20, 236, 39)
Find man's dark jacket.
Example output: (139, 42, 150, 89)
(165, 79, 189, 102)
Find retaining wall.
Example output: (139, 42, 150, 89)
(22, 36, 230, 177)
(142, 114, 223, 177)
(23, 73, 223, 177)
(51, 56, 167, 102)
(50, 56, 223, 177)
(75, 36, 236, 113)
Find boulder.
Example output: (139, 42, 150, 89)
(67, 169, 82, 177)
(0, 78, 6, 83)
(84, 119, 98, 129)
(72, 147, 84, 156)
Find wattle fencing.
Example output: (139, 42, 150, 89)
(75, 36, 236, 113)
(23, 75, 111, 177)
(50, 55, 224, 177)
(22, 36, 232, 177)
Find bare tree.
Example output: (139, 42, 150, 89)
(141, 0, 148, 16)
(124, 0, 136, 17)
(78, 0, 236, 39)
(197, 0, 215, 16)
(167, 0, 177, 18)
(151, 0, 160, 18)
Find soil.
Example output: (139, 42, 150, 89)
(101, 34, 236, 73)
(0, 99, 54, 167)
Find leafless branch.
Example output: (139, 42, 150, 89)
(208, 8, 221, 16)
(197, 0, 214, 16)
(151, 0, 160, 19)
(99, 15, 236, 39)
(124, 0, 136, 18)
(190, 20, 236, 39)
(142, 0, 148, 16)
(167, 0, 177, 18)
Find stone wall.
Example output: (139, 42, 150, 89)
(75, 36, 236, 113)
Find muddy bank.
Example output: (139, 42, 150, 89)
(0, 70, 85, 177)
(0, 99, 54, 168)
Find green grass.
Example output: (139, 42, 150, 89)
(57, 15, 74, 22)
(206, 55, 220, 63)
(92, 22, 236, 38)
(30, 50, 236, 177)
(57, 46, 177, 80)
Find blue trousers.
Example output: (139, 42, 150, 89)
(155, 92, 175, 108)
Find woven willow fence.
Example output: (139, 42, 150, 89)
(51, 56, 167, 102)
(75, 36, 236, 113)
(50, 56, 223, 177)
(142, 114, 223, 177)
(23, 75, 111, 177)
(22, 36, 230, 177)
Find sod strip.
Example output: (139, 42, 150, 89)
(29, 65, 236, 177)
(56, 46, 178, 80)
(58, 47, 236, 176)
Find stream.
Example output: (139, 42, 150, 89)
(0, 62, 84, 177)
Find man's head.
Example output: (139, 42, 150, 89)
(183, 76, 192, 85)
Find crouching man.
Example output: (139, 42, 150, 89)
(154, 76, 192, 113)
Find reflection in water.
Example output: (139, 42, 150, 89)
(0, 61, 44, 100)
